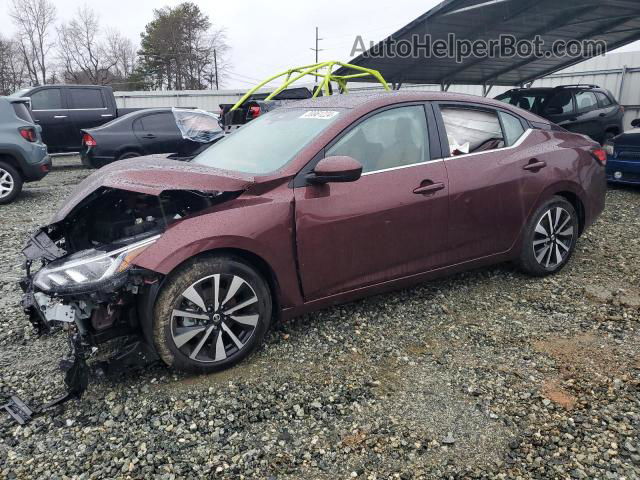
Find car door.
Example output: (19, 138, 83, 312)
(434, 103, 550, 264)
(67, 87, 112, 149)
(29, 87, 73, 152)
(133, 112, 184, 154)
(294, 104, 449, 301)
(571, 90, 602, 141)
(542, 89, 577, 130)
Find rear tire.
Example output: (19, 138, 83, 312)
(518, 196, 578, 276)
(0, 161, 23, 205)
(118, 151, 140, 161)
(152, 255, 272, 373)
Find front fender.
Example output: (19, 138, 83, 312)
(132, 193, 303, 309)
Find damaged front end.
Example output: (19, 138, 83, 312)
(13, 185, 232, 421)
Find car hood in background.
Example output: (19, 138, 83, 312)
(51, 154, 255, 223)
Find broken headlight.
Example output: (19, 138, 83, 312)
(33, 235, 160, 292)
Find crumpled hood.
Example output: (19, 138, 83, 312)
(51, 155, 254, 223)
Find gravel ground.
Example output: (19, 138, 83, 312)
(0, 155, 638, 479)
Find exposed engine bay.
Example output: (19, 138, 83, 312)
(11, 186, 235, 421)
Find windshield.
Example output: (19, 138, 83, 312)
(496, 91, 551, 115)
(191, 108, 343, 174)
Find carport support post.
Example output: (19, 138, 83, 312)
(618, 65, 628, 103)
(482, 83, 494, 97)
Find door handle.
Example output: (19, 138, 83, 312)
(598, 112, 606, 117)
(523, 159, 547, 171)
(53, 115, 67, 119)
(413, 181, 445, 195)
(569, 117, 577, 121)
(142, 134, 156, 139)
(101, 114, 114, 118)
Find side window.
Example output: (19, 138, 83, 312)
(595, 92, 613, 107)
(499, 111, 526, 146)
(575, 91, 598, 112)
(440, 107, 504, 155)
(544, 91, 574, 115)
(68, 89, 105, 109)
(30, 89, 63, 110)
(137, 113, 180, 133)
(326, 105, 429, 173)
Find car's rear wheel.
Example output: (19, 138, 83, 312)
(118, 151, 140, 161)
(518, 196, 578, 276)
(0, 161, 23, 205)
(152, 255, 272, 373)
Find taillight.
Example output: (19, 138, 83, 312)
(19, 127, 37, 142)
(591, 147, 607, 166)
(248, 105, 261, 119)
(620, 106, 625, 113)
(82, 133, 97, 147)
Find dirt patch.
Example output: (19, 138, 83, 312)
(533, 333, 629, 381)
(541, 380, 576, 409)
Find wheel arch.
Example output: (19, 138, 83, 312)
(0, 152, 24, 176)
(553, 190, 586, 235)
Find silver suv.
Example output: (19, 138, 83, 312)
(0, 97, 51, 204)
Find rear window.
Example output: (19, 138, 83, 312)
(69, 89, 106, 109)
(12, 102, 33, 122)
(595, 92, 613, 107)
(496, 91, 551, 115)
(441, 107, 504, 155)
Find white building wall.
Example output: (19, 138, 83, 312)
(114, 51, 640, 129)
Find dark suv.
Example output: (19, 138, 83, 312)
(495, 85, 624, 144)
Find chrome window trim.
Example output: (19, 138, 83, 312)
(361, 158, 443, 176)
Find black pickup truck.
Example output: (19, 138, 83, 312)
(10, 85, 141, 153)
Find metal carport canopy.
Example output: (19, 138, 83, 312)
(336, 0, 640, 87)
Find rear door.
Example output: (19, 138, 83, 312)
(434, 103, 550, 264)
(542, 89, 577, 130)
(133, 112, 184, 154)
(67, 87, 112, 149)
(571, 90, 603, 141)
(29, 87, 73, 152)
(294, 104, 449, 300)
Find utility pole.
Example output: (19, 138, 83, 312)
(310, 26, 323, 84)
(213, 49, 219, 90)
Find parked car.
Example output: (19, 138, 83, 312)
(604, 118, 640, 185)
(0, 97, 51, 204)
(80, 108, 223, 168)
(20, 91, 606, 376)
(495, 85, 624, 144)
(10, 85, 144, 153)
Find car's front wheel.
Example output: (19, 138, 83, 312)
(152, 255, 272, 373)
(0, 161, 23, 205)
(518, 196, 578, 276)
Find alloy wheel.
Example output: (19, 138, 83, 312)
(532, 207, 575, 269)
(0, 168, 15, 199)
(170, 273, 261, 363)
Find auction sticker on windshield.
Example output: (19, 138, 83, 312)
(300, 110, 339, 119)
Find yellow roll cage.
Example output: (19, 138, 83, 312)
(230, 61, 390, 111)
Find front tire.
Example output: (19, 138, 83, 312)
(152, 255, 272, 373)
(0, 161, 23, 205)
(518, 196, 578, 276)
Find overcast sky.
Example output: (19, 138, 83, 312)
(1, 0, 638, 90)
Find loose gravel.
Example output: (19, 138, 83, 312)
(0, 156, 638, 479)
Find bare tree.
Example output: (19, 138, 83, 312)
(0, 36, 28, 95)
(57, 6, 117, 85)
(9, 0, 56, 86)
(105, 30, 138, 80)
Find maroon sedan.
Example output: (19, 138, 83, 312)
(21, 92, 606, 374)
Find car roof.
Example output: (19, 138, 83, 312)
(282, 91, 545, 122)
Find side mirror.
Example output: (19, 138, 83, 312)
(545, 106, 562, 115)
(307, 155, 363, 184)
(631, 119, 640, 128)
